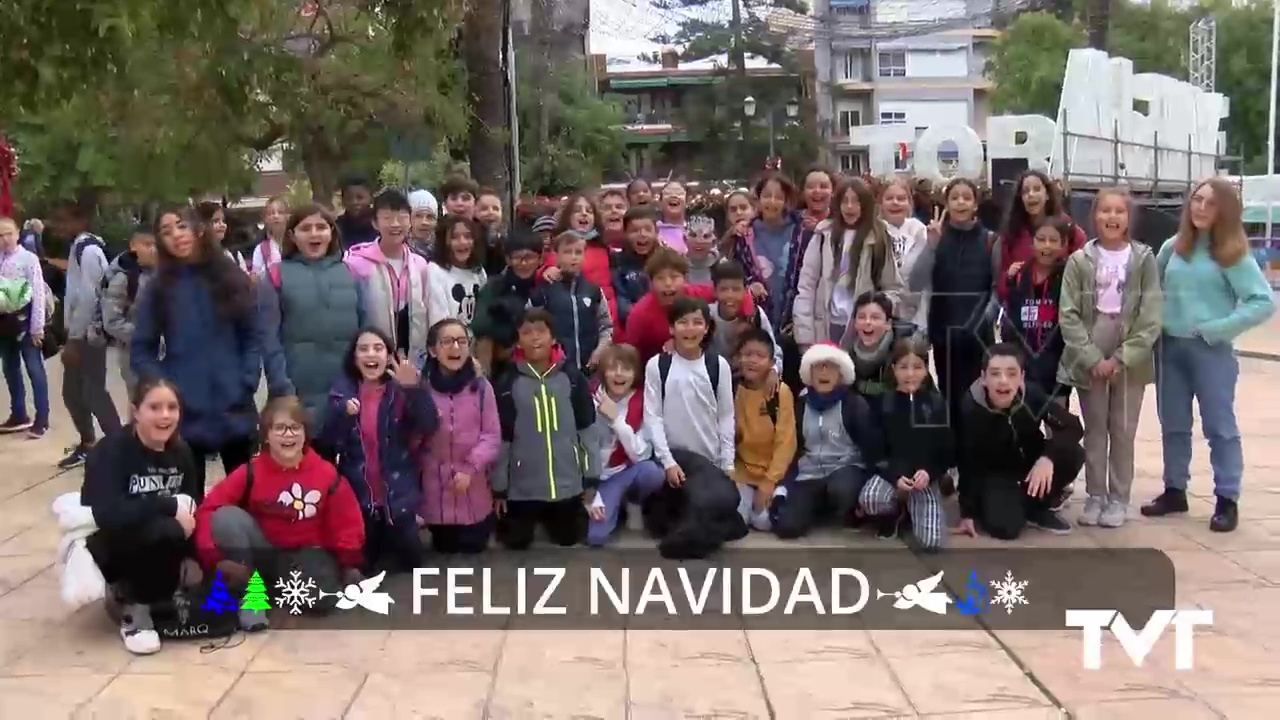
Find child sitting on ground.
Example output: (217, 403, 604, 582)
(955, 343, 1084, 540)
(585, 344, 664, 546)
(731, 328, 796, 531)
(858, 337, 953, 552)
(531, 232, 614, 373)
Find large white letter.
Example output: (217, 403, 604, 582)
(591, 568, 629, 615)
(532, 568, 567, 615)
(850, 124, 915, 177)
(1169, 609, 1213, 670)
(1065, 609, 1115, 670)
(741, 569, 780, 615)
(635, 569, 677, 615)
(413, 568, 440, 614)
(986, 115, 1056, 176)
(1108, 610, 1175, 668)
(913, 125, 984, 183)
(830, 569, 869, 614)
(447, 567, 474, 615)
(677, 568, 718, 615)
(482, 568, 510, 615)
(782, 568, 825, 615)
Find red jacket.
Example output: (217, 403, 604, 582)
(995, 221, 1087, 301)
(195, 449, 365, 570)
(541, 241, 619, 325)
(623, 284, 754, 365)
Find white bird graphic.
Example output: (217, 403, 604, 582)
(877, 571, 952, 615)
(326, 571, 396, 615)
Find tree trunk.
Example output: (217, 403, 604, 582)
(1086, 0, 1110, 50)
(464, 0, 509, 192)
(299, 131, 342, 207)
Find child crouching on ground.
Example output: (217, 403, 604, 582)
(732, 328, 796, 530)
(771, 342, 883, 539)
(585, 344, 664, 546)
(858, 338, 953, 552)
(320, 328, 439, 574)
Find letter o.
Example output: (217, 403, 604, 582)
(913, 125, 985, 183)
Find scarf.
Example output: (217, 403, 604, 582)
(851, 331, 893, 380)
(569, 228, 600, 243)
(426, 358, 476, 395)
(606, 390, 645, 468)
(806, 384, 848, 413)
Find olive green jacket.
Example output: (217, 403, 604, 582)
(1056, 240, 1162, 388)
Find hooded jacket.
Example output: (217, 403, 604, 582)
(793, 221, 904, 348)
(259, 254, 365, 428)
(957, 379, 1084, 520)
(789, 389, 883, 482)
(65, 232, 109, 340)
(1002, 259, 1066, 395)
(883, 217, 930, 334)
(472, 268, 537, 348)
(420, 370, 501, 526)
(344, 240, 431, 359)
(540, 235, 619, 324)
(531, 273, 613, 372)
(100, 251, 153, 346)
(492, 359, 599, 502)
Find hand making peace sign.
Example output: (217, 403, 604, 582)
(927, 207, 947, 246)
(391, 350, 420, 387)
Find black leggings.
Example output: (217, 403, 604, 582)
(428, 515, 495, 554)
(498, 498, 585, 550)
(85, 517, 191, 605)
(364, 510, 427, 574)
(189, 436, 257, 500)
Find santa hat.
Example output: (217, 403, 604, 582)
(408, 189, 438, 215)
(800, 342, 855, 387)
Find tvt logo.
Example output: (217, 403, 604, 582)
(1065, 609, 1213, 670)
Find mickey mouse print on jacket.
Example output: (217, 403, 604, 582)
(426, 262, 487, 328)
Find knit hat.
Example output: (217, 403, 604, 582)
(408, 189, 438, 215)
(532, 214, 557, 233)
(799, 342, 856, 387)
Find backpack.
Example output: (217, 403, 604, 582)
(733, 377, 780, 423)
(101, 254, 142, 303)
(72, 233, 106, 269)
(0, 277, 33, 339)
(657, 351, 722, 403)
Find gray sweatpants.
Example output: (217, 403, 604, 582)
(1077, 314, 1145, 506)
(62, 340, 121, 443)
(208, 506, 340, 614)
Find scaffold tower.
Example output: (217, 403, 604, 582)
(1189, 17, 1217, 92)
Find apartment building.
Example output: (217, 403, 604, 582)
(812, 0, 999, 174)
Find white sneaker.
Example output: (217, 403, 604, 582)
(1079, 496, 1105, 526)
(1099, 502, 1128, 528)
(625, 502, 645, 532)
(750, 509, 772, 532)
(120, 604, 161, 655)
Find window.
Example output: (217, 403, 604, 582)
(839, 153, 864, 174)
(878, 51, 907, 78)
(838, 109, 862, 136)
(841, 52, 866, 81)
(832, 0, 870, 16)
(894, 150, 911, 171)
(880, 111, 907, 125)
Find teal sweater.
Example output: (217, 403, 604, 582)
(1157, 236, 1275, 345)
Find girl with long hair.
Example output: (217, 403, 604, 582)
(793, 177, 902, 350)
(656, 179, 691, 252)
(426, 214, 488, 327)
(130, 207, 261, 494)
(259, 204, 365, 449)
(996, 170, 1085, 302)
(195, 201, 247, 272)
(249, 196, 289, 276)
(542, 190, 619, 324)
(1142, 177, 1276, 532)
(879, 177, 931, 335)
(717, 190, 766, 297)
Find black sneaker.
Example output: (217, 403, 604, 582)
(875, 514, 901, 540)
(1140, 488, 1189, 517)
(1209, 496, 1239, 533)
(0, 415, 32, 433)
(57, 444, 90, 470)
(25, 423, 46, 439)
(1027, 509, 1073, 535)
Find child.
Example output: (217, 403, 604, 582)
(440, 173, 478, 219)
(642, 296, 743, 558)
(531, 233, 614, 373)
(626, 177, 654, 207)
(532, 214, 557, 255)
(858, 338, 953, 552)
(476, 188, 504, 236)
(475, 187, 507, 275)
(473, 229, 543, 377)
(421, 319, 501, 553)
(585, 344, 664, 546)
(955, 343, 1084, 540)
(995, 170, 1086, 303)
(623, 246, 753, 365)
(407, 189, 439, 260)
(320, 328, 439, 573)
(249, 196, 289, 276)
(907, 177, 998, 429)
(345, 189, 432, 361)
(614, 206, 660, 327)
(718, 190, 766, 297)
(684, 215, 720, 285)
(708, 261, 782, 378)
(771, 343, 882, 540)
(880, 178, 930, 336)
(656, 180, 690, 252)
(1002, 215, 1071, 401)
(1058, 189, 1161, 528)
(732, 328, 797, 531)
(0, 214, 50, 437)
(599, 188, 629, 248)
(848, 291, 911, 402)
(101, 225, 157, 395)
(793, 176, 903, 350)
(336, 177, 378, 249)
(492, 308, 598, 549)
(426, 215, 487, 327)
(197, 396, 366, 630)
(544, 191, 619, 325)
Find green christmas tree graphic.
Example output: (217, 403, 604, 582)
(240, 570, 274, 611)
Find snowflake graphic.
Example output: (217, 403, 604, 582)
(274, 570, 318, 615)
(989, 571, 1029, 615)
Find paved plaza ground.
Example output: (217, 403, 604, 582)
(2, 320, 1280, 718)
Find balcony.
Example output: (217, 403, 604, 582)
(617, 111, 691, 145)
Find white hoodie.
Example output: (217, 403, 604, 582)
(883, 217, 930, 334)
(426, 262, 487, 328)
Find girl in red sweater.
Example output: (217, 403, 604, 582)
(543, 190, 619, 324)
(194, 397, 365, 631)
(995, 170, 1086, 301)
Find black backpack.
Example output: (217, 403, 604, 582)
(240, 456, 343, 507)
(657, 351, 722, 403)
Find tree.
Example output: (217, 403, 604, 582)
(517, 64, 626, 194)
(1085, 0, 1112, 49)
(202, 571, 239, 615)
(986, 12, 1085, 116)
(1208, 0, 1275, 171)
(240, 571, 274, 612)
(463, 0, 510, 195)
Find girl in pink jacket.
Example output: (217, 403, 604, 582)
(419, 318, 500, 553)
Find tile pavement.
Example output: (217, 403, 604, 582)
(2, 354, 1279, 719)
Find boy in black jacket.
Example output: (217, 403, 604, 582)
(771, 343, 883, 539)
(1001, 216, 1070, 401)
(531, 233, 613, 374)
(956, 343, 1084, 540)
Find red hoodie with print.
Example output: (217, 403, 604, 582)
(194, 449, 366, 570)
(623, 284, 755, 365)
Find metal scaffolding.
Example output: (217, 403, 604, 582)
(1189, 17, 1216, 93)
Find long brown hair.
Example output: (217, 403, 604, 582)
(152, 206, 253, 328)
(281, 204, 341, 259)
(830, 176, 888, 287)
(1175, 176, 1248, 267)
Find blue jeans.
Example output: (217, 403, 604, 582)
(1, 334, 49, 426)
(1156, 334, 1242, 500)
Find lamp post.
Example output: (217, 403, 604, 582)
(743, 96, 801, 162)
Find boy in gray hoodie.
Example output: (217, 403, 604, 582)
(492, 307, 600, 549)
(100, 226, 157, 395)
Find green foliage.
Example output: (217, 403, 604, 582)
(987, 11, 1086, 115)
(1200, 0, 1274, 172)
(517, 65, 627, 194)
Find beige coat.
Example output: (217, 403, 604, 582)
(792, 222, 904, 348)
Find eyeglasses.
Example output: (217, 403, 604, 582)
(509, 253, 541, 265)
(271, 423, 304, 436)
(437, 337, 471, 349)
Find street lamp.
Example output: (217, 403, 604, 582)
(743, 95, 758, 119)
(785, 97, 800, 119)
(741, 96, 797, 161)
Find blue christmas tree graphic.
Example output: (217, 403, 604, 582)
(954, 570, 988, 616)
(202, 571, 239, 615)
